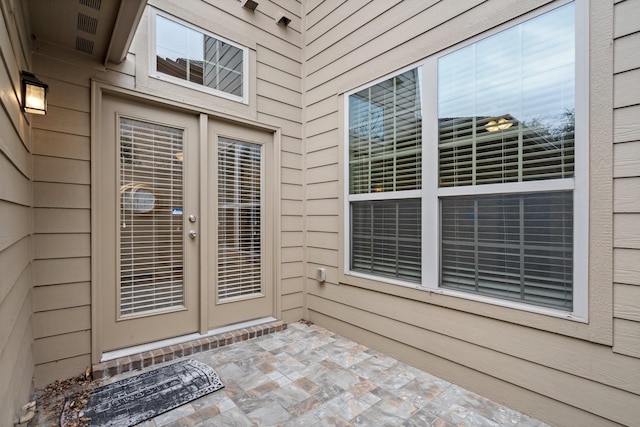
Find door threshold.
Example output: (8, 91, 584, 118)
(95, 317, 282, 379)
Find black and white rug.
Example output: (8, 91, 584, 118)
(72, 359, 224, 426)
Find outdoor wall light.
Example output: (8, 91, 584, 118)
(242, 0, 258, 11)
(276, 11, 291, 27)
(21, 71, 48, 115)
(486, 117, 513, 132)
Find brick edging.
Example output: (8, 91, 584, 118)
(93, 320, 286, 380)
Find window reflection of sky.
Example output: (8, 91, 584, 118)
(438, 3, 575, 128)
(156, 15, 204, 62)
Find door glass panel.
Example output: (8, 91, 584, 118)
(119, 118, 185, 316)
(218, 138, 262, 300)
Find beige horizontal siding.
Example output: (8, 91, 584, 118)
(301, 1, 636, 426)
(0, 0, 34, 422)
(612, 0, 640, 365)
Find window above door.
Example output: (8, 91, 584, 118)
(150, 9, 249, 104)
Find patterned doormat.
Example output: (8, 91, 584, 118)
(66, 359, 224, 426)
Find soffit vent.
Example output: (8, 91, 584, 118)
(76, 36, 95, 54)
(78, 13, 98, 35)
(79, 0, 101, 10)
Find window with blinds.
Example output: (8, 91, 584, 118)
(441, 192, 573, 310)
(348, 68, 422, 282)
(119, 118, 185, 317)
(154, 12, 246, 100)
(352, 200, 422, 283)
(349, 68, 422, 194)
(217, 138, 262, 300)
(437, 3, 576, 310)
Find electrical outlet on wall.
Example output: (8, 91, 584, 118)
(316, 267, 326, 283)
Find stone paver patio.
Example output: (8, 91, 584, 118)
(102, 321, 550, 427)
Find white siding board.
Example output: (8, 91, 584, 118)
(613, 318, 640, 358)
(306, 198, 339, 216)
(614, 140, 640, 177)
(614, 177, 640, 212)
(614, 104, 640, 143)
(614, 32, 640, 73)
(307, 215, 339, 233)
(307, 163, 338, 184)
(305, 94, 336, 122)
(307, 129, 338, 153)
(614, 248, 640, 285)
(307, 231, 339, 250)
(305, 0, 403, 56)
(614, 0, 640, 38)
(614, 283, 640, 322)
(613, 68, 640, 108)
(258, 45, 302, 78)
(614, 214, 640, 249)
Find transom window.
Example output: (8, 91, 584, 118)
(151, 10, 248, 103)
(345, 1, 587, 319)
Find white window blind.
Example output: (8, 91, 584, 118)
(441, 192, 573, 310)
(352, 200, 422, 283)
(218, 138, 262, 300)
(348, 68, 422, 283)
(119, 118, 185, 316)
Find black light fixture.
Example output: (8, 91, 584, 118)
(242, 0, 258, 11)
(20, 71, 48, 115)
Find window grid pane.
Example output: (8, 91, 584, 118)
(351, 200, 422, 283)
(441, 192, 573, 310)
(438, 3, 575, 187)
(349, 69, 422, 194)
(156, 15, 244, 98)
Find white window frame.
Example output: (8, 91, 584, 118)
(149, 8, 250, 104)
(344, 0, 588, 322)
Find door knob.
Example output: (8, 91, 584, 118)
(189, 230, 198, 239)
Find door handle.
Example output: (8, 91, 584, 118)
(189, 230, 198, 239)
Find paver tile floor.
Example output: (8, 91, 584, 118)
(102, 322, 551, 427)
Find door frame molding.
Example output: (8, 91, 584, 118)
(90, 81, 282, 364)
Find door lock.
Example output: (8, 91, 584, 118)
(189, 215, 197, 223)
(189, 230, 198, 239)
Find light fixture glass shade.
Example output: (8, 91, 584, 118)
(485, 117, 513, 132)
(21, 71, 48, 115)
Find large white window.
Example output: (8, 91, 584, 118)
(345, 1, 588, 319)
(150, 10, 249, 103)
